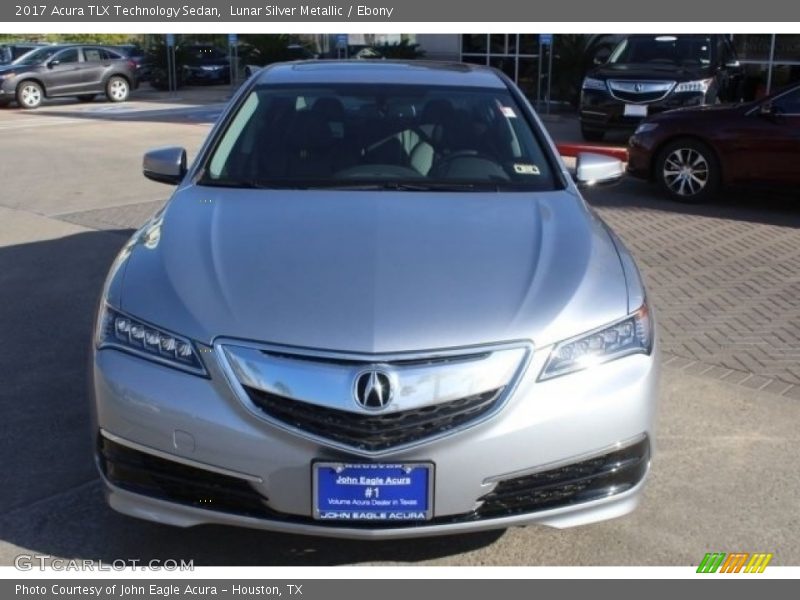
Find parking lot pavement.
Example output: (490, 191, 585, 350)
(0, 101, 799, 565)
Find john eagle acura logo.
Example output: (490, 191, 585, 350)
(354, 370, 392, 410)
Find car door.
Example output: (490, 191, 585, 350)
(80, 46, 112, 91)
(42, 48, 84, 95)
(720, 87, 800, 186)
(764, 87, 800, 185)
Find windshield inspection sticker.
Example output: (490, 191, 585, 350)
(500, 106, 517, 118)
(514, 163, 541, 175)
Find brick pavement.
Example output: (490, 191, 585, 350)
(592, 187, 800, 391)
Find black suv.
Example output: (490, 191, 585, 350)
(579, 34, 743, 141)
(0, 44, 138, 109)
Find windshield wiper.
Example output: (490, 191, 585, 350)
(294, 181, 502, 192)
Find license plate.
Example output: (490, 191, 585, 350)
(624, 104, 648, 117)
(313, 462, 433, 521)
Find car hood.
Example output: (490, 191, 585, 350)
(650, 101, 751, 121)
(590, 62, 711, 81)
(118, 188, 629, 353)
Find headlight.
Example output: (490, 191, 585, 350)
(634, 122, 659, 135)
(582, 77, 607, 91)
(539, 303, 653, 381)
(96, 305, 207, 376)
(673, 78, 713, 93)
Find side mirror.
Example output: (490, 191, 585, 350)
(47, 59, 60, 68)
(143, 146, 187, 185)
(758, 101, 774, 116)
(574, 152, 624, 187)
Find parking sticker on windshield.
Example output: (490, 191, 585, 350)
(500, 106, 517, 118)
(513, 163, 541, 175)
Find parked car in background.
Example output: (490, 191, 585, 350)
(181, 44, 230, 84)
(92, 61, 658, 538)
(0, 44, 138, 108)
(580, 34, 743, 141)
(113, 44, 150, 81)
(628, 83, 800, 202)
(0, 42, 48, 65)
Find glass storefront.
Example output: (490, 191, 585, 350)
(461, 33, 800, 107)
(733, 34, 800, 97)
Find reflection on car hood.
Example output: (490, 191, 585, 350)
(652, 102, 751, 121)
(119, 188, 629, 352)
(590, 62, 711, 81)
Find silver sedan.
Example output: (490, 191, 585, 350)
(91, 60, 659, 539)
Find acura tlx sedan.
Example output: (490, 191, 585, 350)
(91, 61, 659, 539)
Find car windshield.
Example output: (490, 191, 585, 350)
(202, 84, 557, 191)
(609, 35, 713, 68)
(12, 46, 61, 66)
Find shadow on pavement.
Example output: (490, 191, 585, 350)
(0, 229, 504, 565)
(585, 178, 800, 229)
(0, 86, 233, 125)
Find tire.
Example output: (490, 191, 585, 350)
(77, 94, 96, 102)
(16, 80, 43, 109)
(655, 138, 720, 203)
(581, 124, 605, 142)
(105, 76, 130, 103)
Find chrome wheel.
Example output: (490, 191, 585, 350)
(662, 147, 709, 197)
(107, 77, 129, 102)
(19, 83, 42, 108)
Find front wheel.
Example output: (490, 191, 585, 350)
(16, 80, 43, 109)
(656, 139, 720, 203)
(105, 76, 130, 103)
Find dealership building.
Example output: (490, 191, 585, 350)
(322, 33, 800, 104)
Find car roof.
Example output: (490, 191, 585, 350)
(255, 60, 507, 89)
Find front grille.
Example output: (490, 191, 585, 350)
(244, 386, 503, 452)
(475, 436, 650, 518)
(98, 437, 269, 517)
(608, 80, 675, 104)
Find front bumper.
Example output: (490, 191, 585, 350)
(580, 89, 706, 132)
(91, 340, 659, 538)
(626, 132, 666, 181)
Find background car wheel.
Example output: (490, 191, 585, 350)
(656, 138, 720, 203)
(105, 76, 130, 103)
(16, 80, 43, 109)
(77, 94, 96, 103)
(581, 125, 605, 142)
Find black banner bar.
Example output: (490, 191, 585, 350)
(3, 0, 800, 22)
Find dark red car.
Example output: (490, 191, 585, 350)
(627, 83, 800, 202)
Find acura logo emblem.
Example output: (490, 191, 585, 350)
(634, 83, 644, 92)
(354, 370, 392, 410)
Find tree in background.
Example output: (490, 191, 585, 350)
(374, 39, 426, 59)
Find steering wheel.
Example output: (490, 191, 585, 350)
(431, 150, 509, 179)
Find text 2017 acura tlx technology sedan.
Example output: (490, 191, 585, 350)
(91, 61, 659, 538)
